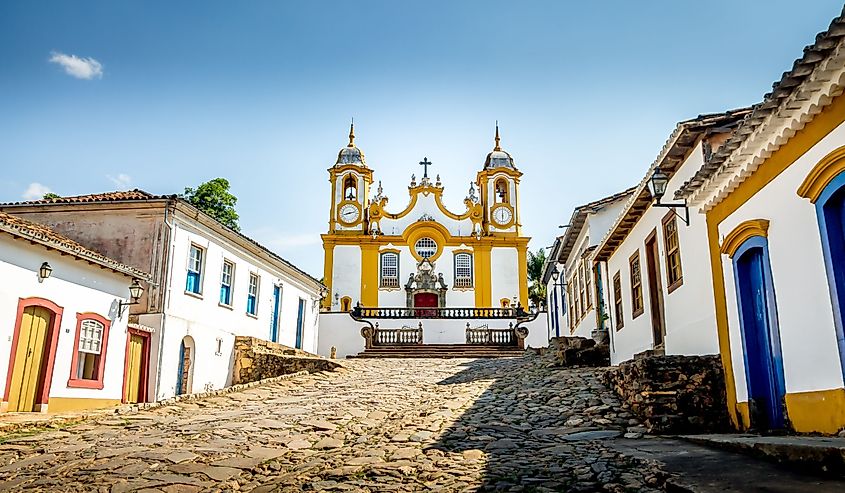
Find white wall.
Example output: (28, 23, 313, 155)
(718, 122, 845, 400)
(155, 219, 322, 399)
(606, 142, 719, 364)
(331, 245, 361, 307)
(0, 235, 133, 407)
(491, 247, 520, 305)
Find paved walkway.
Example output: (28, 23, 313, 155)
(0, 357, 842, 492)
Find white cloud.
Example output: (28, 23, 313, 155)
(22, 182, 52, 200)
(48, 52, 103, 80)
(107, 173, 132, 188)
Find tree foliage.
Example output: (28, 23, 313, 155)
(42, 192, 60, 199)
(527, 248, 547, 310)
(183, 178, 240, 231)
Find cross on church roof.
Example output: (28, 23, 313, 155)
(419, 157, 432, 178)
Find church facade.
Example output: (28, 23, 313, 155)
(321, 125, 530, 314)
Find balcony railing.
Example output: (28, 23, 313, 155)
(465, 324, 518, 346)
(352, 306, 528, 319)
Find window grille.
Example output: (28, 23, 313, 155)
(380, 252, 399, 288)
(414, 237, 437, 259)
(454, 253, 473, 288)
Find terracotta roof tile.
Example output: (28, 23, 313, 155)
(5, 189, 174, 206)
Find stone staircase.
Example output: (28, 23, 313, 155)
(351, 343, 523, 359)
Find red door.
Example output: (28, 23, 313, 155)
(414, 293, 438, 317)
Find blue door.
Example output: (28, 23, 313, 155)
(733, 237, 786, 430)
(817, 175, 845, 380)
(295, 298, 305, 350)
(270, 286, 281, 343)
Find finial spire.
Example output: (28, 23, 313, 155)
(348, 119, 355, 147)
(494, 121, 501, 151)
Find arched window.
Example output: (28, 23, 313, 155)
(414, 238, 437, 259)
(454, 252, 473, 288)
(380, 252, 399, 288)
(68, 313, 111, 389)
(495, 179, 509, 204)
(343, 175, 357, 201)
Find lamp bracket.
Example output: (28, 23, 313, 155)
(653, 198, 690, 226)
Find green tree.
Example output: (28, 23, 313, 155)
(183, 178, 240, 231)
(527, 248, 547, 310)
(42, 192, 60, 199)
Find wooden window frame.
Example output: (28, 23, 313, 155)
(584, 260, 593, 309)
(379, 252, 400, 288)
(613, 272, 624, 330)
(629, 251, 644, 319)
(662, 212, 684, 293)
(185, 244, 205, 296)
(246, 272, 260, 317)
(453, 252, 473, 289)
(67, 312, 110, 389)
(219, 259, 235, 307)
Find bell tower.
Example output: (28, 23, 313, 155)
(477, 124, 522, 235)
(328, 122, 373, 233)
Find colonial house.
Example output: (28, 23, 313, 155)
(674, 10, 845, 434)
(319, 124, 547, 358)
(0, 212, 149, 413)
(542, 189, 634, 341)
(594, 109, 750, 365)
(1, 191, 324, 403)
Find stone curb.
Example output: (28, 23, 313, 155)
(0, 368, 330, 437)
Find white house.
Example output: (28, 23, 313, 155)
(674, 10, 845, 434)
(593, 109, 751, 365)
(1, 191, 325, 403)
(543, 189, 634, 341)
(0, 212, 149, 413)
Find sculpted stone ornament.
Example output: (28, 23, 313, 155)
(405, 258, 448, 309)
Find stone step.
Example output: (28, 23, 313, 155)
(680, 434, 845, 477)
(351, 344, 523, 359)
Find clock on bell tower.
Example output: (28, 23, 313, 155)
(328, 122, 372, 233)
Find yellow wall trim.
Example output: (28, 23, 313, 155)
(719, 219, 771, 258)
(784, 388, 845, 434)
(797, 145, 845, 203)
(360, 245, 379, 306)
(43, 397, 121, 413)
(706, 91, 845, 429)
(517, 244, 529, 307)
(474, 244, 492, 306)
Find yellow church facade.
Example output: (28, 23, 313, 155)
(321, 125, 530, 312)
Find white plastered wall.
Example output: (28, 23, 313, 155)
(491, 247, 520, 306)
(717, 122, 845, 401)
(607, 142, 719, 364)
(155, 220, 322, 400)
(0, 235, 132, 405)
(331, 245, 361, 307)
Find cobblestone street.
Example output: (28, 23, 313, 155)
(0, 357, 667, 492)
(0, 357, 839, 493)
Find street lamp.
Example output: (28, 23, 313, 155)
(38, 262, 52, 282)
(118, 279, 145, 317)
(647, 166, 689, 225)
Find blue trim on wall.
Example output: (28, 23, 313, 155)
(814, 170, 845, 382)
(732, 235, 787, 430)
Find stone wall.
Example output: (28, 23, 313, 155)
(602, 354, 729, 434)
(546, 336, 610, 367)
(232, 337, 343, 385)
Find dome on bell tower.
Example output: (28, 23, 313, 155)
(336, 122, 366, 167)
(484, 123, 516, 170)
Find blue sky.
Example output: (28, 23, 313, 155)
(1, 1, 843, 277)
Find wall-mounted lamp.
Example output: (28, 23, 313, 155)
(333, 292, 340, 307)
(647, 166, 689, 225)
(38, 262, 52, 282)
(118, 278, 145, 317)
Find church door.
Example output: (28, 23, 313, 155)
(414, 292, 438, 317)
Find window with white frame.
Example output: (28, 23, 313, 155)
(454, 252, 473, 288)
(414, 237, 437, 259)
(186, 245, 204, 294)
(380, 252, 399, 288)
(220, 260, 234, 306)
(76, 319, 104, 380)
(247, 273, 259, 315)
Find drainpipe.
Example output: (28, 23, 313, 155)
(154, 202, 177, 400)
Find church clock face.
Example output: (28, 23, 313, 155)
(492, 205, 513, 227)
(339, 203, 360, 224)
